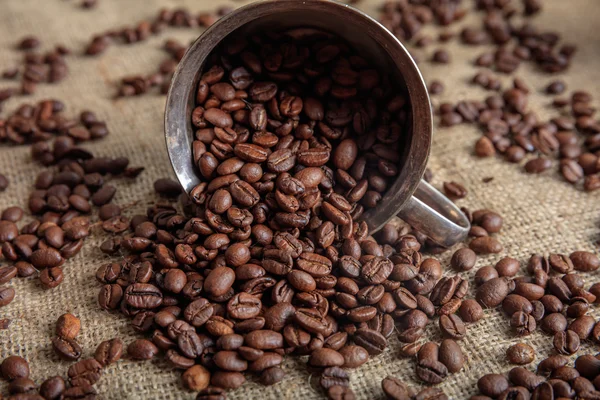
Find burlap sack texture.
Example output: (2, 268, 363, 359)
(0, 0, 599, 398)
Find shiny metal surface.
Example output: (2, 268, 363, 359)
(164, 0, 470, 247)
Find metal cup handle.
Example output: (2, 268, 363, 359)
(397, 180, 470, 248)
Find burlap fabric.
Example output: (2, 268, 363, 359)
(0, 0, 599, 398)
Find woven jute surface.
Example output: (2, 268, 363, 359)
(0, 0, 599, 399)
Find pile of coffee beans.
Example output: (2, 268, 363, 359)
(444, 82, 600, 190)
(0, 39, 69, 105)
(474, 251, 600, 339)
(0, 99, 106, 145)
(380, 0, 572, 74)
(380, 1, 595, 190)
(0, 99, 145, 319)
(89, 26, 506, 399)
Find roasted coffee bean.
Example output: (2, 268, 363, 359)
(537, 355, 569, 375)
(553, 330, 580, 355)
(575, 355, 600, 379)
(477, 277, 510, 308)
(496, 257, 520, 277)
(508, 367, 544, 390)
(459, 299, 484, 323)
(125, 283, 163, 309)
(541, 313, 568, 335)
(469, 237, 503, 254)
(52, 336, 82, 361)
(506, 343, 535, 365)
(569, 315, 596, 340)
(39, 376, 66, 400)
(39, 267, 64, 289)
(439, 314, 466, 339)
(67, 358, 102, 386)
(353, 328, 387, 355)
(30, 248, 63, 269)
(1, 356, 30, 380)
(570, 251, 600, 272)
(94, 338, 124, 366)
(127, 339, 159, 360)
(502, 295, 533, 316)
(56, 313, 80, 340)
(451, 248, 477, 271)
(439, 339, 464, 373)
(416, 358, 448, 384)
(182, 364, 211, 391)
(339, 345, 369, 369)
(511, 311, 536, 336)
(474, 266, 499, 286)
(382, 376, 410, 400)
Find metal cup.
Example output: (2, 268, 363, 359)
(165, 0, 470, 247)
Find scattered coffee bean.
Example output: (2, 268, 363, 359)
(506, 343, 535, 365)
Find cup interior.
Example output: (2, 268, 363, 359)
(165, 0, 432, 233)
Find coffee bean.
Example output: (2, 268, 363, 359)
(39, 376, 66, 400)
(439, 339, 464, 373)
(508, 367, 545, 390)
(0, 266, 17, 285)
(495, 257, 519, 277)
(506, 343, 535, 365)
(52, 336, 82, 361)
(310, 348, 344, 368)
(56, 313, 80, 340)
(575, 355, 600, 379)
(63, 384, 97, 399)
(443, 181, 467, 199)
(474, 266, 499, 286)
(382, 376, 410, 400)
(339, 345, 369, 369)
(128, 339, 159, 360)
(94, 338, 123, 366)
(353, 328, 387, 355)
(30, 248, 63, 269)
(8, 377, 35, 394)
(541, 313, 568, 335)
(476, 277, 510, 308)
(416, 358, 448, 384)
(554, 330, 580, 355)
(327, 385, 356, 400)
(525, 157, 552, 173)
(439, 314, 466, 339)
(39, 267, 64, 289)
(98, 284, 123, 310)
(502, 294, 533, 316)
(182, 364, 211, 391)
(196, 386, 227, 400)
(1, 356, 29, 380)
(469, 237, 503, 254)
(569, 315, 596, 340)
(451, 248, 477, 271)
(570, 251, 600, 272)
(68, 358, 102, 386)
(125, 283, 163, 309)
(511, 311, 536, 336)
(459, 299, 484, 323)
